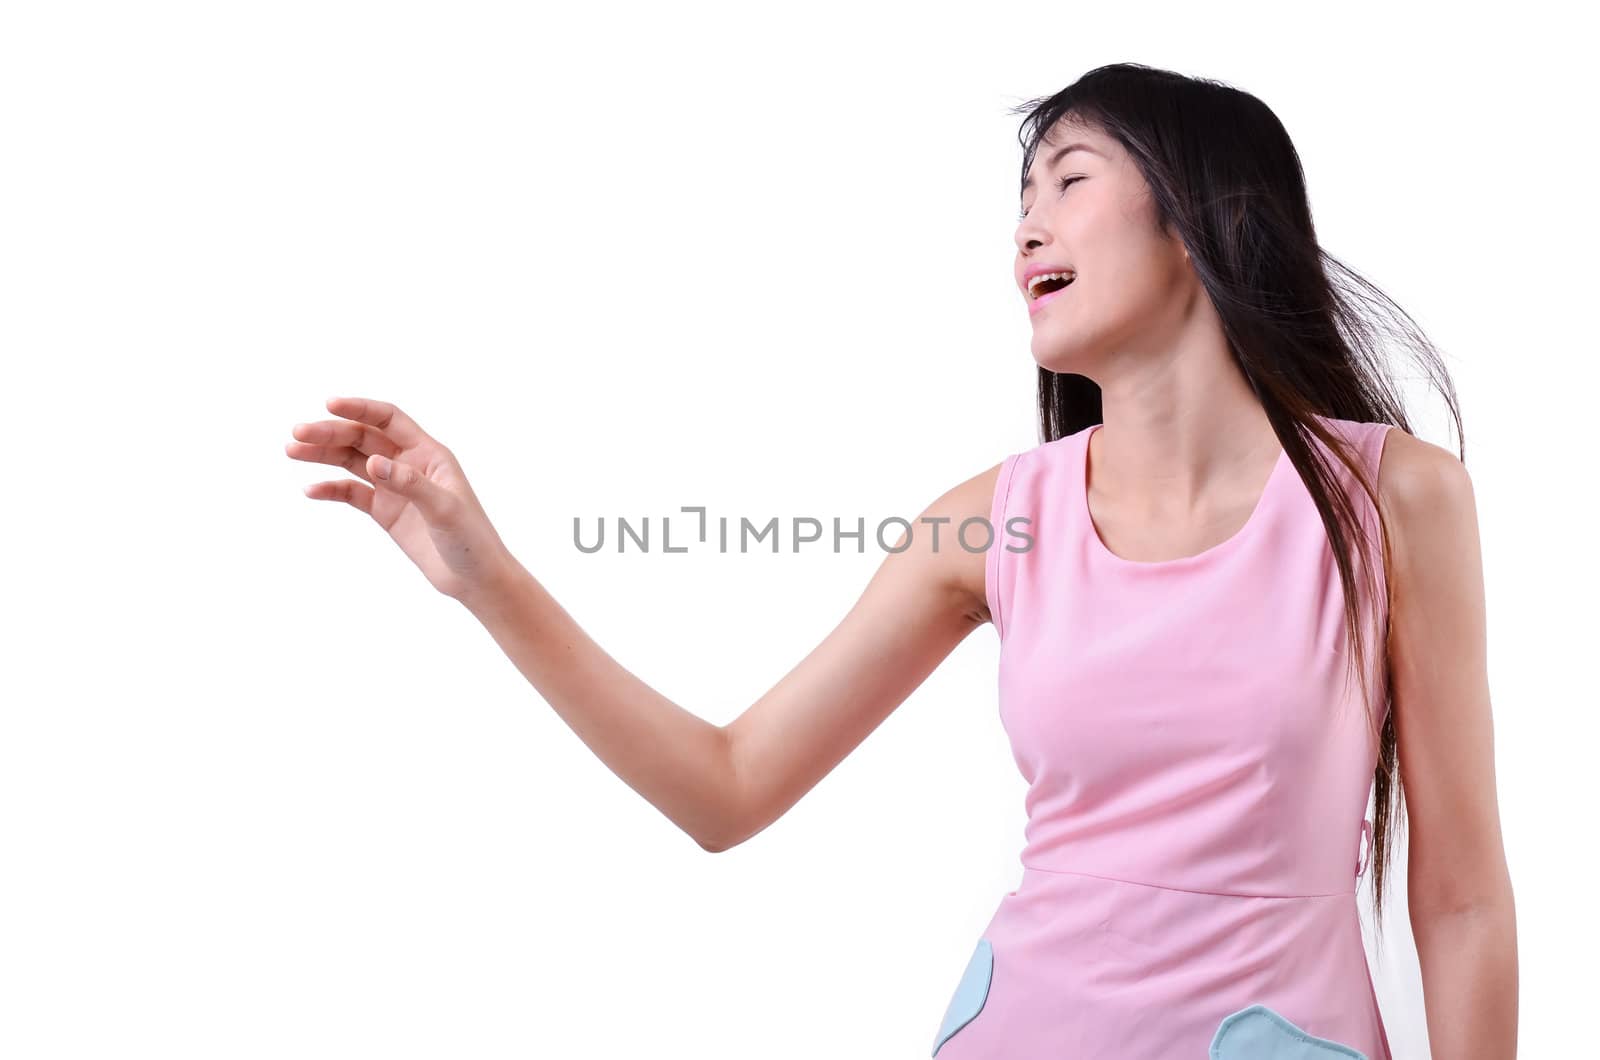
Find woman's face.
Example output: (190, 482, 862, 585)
(1013, 121, 1194, 374)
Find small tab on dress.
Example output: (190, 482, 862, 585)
(1354, 818, 1373, 880)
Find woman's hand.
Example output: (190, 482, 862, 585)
(286, 396, 518, 604)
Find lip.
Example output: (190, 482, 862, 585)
(1027, 277, 1074, 316)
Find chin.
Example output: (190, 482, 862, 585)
(1030, 335, 1095, 375)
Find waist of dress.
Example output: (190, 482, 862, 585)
(1019, 862, 1361, 899)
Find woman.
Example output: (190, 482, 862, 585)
(285, 63, 1516, 1058)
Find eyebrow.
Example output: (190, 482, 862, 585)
(1021, 142, 1103, 195)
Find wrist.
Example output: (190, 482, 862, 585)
(459, 555, 530, 623)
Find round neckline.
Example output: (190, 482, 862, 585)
(1079, 422, 1289, 569)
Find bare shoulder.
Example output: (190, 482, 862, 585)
(906, 458, 1007, 628)
(1374, 426, 1481, 600)
(1376, 426, 1476, 532)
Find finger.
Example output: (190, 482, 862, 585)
(290, 419, 402, 458)
(301, 478, 376, 515)
(325, 396, 435, 450)
(367, 453, 459, 528)
(284, 439, 377, 483)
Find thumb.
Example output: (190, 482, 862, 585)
(368, 454, 457, 526)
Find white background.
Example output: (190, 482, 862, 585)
(2, 1, 1590, 1056)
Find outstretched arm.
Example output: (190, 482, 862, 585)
(288, 397, 1002, 855)
(464, 461, 1002, 853)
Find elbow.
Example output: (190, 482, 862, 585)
(697, 835, 730, 854)
(694, 726, 745, 854)
(1409, 866, 1518, 924)
(1411, 891, 1516, 924)
(694, 821, 743, 854)
(698, 812, 765, 854)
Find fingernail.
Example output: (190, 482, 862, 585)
(373, 456, 391, 480)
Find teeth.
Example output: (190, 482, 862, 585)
(1028, 271, 1075, 299)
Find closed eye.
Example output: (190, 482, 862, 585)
(1017, 175, 1084, 222)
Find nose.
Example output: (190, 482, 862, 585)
(1014, 213, 1050, 254)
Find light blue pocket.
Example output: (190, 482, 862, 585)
(1209, 1003, 1368, 1060)
(930, 937, 993, 1057)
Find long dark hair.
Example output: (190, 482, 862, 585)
(1009, 63, 1463, 934)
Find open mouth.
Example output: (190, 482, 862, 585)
(1032, 275, 1074, 299)
(1029, 276, 1075, 312)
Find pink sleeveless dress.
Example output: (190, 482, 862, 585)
(932, 414, 1395, 1059)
